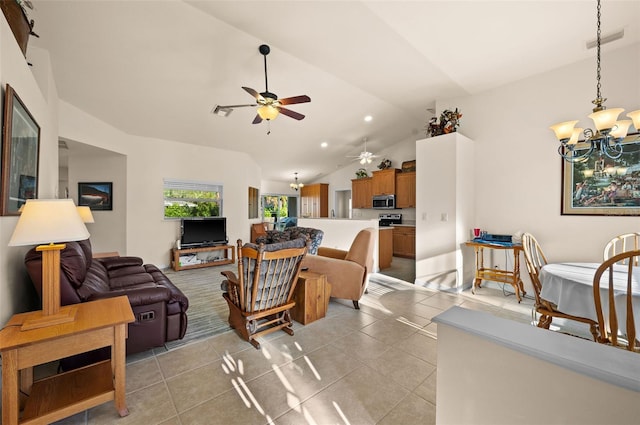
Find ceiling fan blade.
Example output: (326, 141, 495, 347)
(277, 107, 305, 120)
(242, 87, 264, 101)
(252, 114, 263, 124)
(278, 95, 311, 106)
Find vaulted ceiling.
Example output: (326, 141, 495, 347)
(31, 1, 640, 182)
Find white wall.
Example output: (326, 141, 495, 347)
(441, 43, 640, 265)
(0, 19, 59, 323)
(436, 307, 640, 424)
(415, 133, 475, 290)
(58, 101, 262, 268)
(68, 150, 127, 254)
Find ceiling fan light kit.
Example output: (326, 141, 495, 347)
(214, 44, 310, 129)
(550, 0, 640, 162)
(348, 137, 380, 165)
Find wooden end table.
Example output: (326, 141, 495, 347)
(0, 296, 134, 425)
(465, 240, 525, 302)
(291, 271, 331, 325)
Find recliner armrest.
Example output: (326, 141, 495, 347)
(317, 247, 348, 260)
(86, 285, 172, 307)
(98, 256, 144, 270)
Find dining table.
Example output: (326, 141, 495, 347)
(539, 262, 640, 331)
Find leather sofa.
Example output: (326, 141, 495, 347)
(301, 228, 375, 309)
(25, 239, 189, 356)
(256, 226, 324, 254)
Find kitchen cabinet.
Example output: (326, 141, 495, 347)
(351, 177, 372, 209)
(301, 183, 329, 217)
(396, 171, 416, 208)
(393, 226, 415, 258)
(378, 227, 393, 269)
(372, 168, 398, 196)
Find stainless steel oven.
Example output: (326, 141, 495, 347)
(373, 194, 395, 209)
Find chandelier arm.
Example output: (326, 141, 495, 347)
(600, 138, 624, 160)
(559, 143, 595, 163)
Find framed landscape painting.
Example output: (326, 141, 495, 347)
(78, 182, 112, 210)
(561, 134, 640, 216)
(1, 84, 40, 216)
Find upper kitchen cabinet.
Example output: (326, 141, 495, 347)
(396, 171, 416, 208)
(301, 183, 329, 217)
(372, 168, 398, 196)
(351, 177, 372, 209)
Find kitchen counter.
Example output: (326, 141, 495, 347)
(298, 217, 380, 271)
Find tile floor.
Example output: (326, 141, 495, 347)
(47, 275, 533, 425)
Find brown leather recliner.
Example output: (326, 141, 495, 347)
(24, 239, 189, 357)
(301, 228, 375, 309)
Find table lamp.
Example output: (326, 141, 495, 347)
(9, 199, 90, 330)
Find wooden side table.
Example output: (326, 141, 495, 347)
(0, 296, 134, 425)
(465, 240, 525, 302)
(291, 271, 331, 325)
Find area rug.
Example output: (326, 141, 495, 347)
(163, 265, 233, 350)
(162, 265, 414, 351)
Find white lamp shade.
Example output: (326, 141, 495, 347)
(626, 110, 640, 131)
(568, 128, 583, 145)
(610, 120, 632, 139)
(588, 108, 624, 132)
(257, 105, 279, 120)
(550, 120, 578, 141)
(77, 206, 95, 223)
(9, 199, 90, 246)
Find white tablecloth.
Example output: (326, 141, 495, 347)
(539, 262, 640, 330)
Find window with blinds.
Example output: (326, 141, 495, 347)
(163, 179, 223, 219)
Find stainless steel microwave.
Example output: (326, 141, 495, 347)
(373, 195, 395, 209)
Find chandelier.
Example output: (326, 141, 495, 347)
(550, 0, 640, 163)
(290, 172, 304, 191)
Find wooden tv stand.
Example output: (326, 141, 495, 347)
(171, 245, 235, 271)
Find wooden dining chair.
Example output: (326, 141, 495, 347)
(521, 233, 599, 340)
(592, 250, 640, 353)
(603, 232, 640, 266)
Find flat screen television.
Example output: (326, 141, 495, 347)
(180, 217, 227, 248)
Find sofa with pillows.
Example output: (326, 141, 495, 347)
(24, 239, 189, 356)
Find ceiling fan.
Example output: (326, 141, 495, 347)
(348, 138, 380, 165)
(214, 44, 311, 125)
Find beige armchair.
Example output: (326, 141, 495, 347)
(301, 228, 375, 309)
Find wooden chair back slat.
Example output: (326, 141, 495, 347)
(604, 233, 640, 266)
(593, 250, 640, 353)
(522, 233, 548, 305)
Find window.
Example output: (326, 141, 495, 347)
(163, 179, 222, 219)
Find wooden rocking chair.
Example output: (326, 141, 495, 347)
(221, 237, 309, 349)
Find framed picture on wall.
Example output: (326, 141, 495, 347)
(1, 84, 40, 216)
(561, 134, 640, 216)
(78, 182, 113, 211)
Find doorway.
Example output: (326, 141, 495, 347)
(334, 189, 351, 218)
(262, 194, 298, 230)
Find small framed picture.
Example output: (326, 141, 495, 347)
(78, 182, 113, 211)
